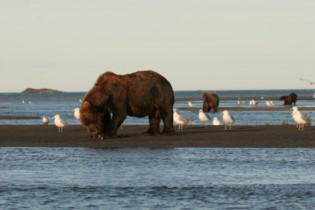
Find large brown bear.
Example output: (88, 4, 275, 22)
(202, 92, 220, 113)
(280, 93, 298, 105)
(80, 70, 175, 139)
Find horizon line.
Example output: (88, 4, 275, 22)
(0, 87, 315, 94)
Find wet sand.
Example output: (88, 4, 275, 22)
(0, 125, 314, 148)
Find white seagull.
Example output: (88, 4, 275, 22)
(222, 110, 235, 130)
(266, 101, 274, 107)
(291, 107, 310, 131)
(54, 114, 65, 132)
(212, 117, 222, 126)
(41, 116, 49, 125)
(198, 109, 209, 127)
(249, 99, 258, 106)
(187, 101, 194, 107)
(173, 109, 189, 130)
(237, 100, 246, 106)
(73, 107, 80, 120)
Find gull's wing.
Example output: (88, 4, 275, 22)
(300, 78, 315, 85)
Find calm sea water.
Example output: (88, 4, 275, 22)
(0, 90, 314, 125)
(1, 91, 315, 209)
(0, 148, 315, 210)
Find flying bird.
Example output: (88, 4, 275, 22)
(222, 110, 235, 130)
(198, 109, 209, 127)
(54, 114, 65, 132)
(300, 78, 315, 86)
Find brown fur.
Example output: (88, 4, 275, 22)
(202, 92, 220, 113)
(80, 70, 175, 138)
(280, 93, 298, 105)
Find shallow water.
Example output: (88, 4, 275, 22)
(1, 148, 315, 209)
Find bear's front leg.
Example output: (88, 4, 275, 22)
(110, 113, 126, 137)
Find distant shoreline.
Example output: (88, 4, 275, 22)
(0, 89, 314, 102)
(0, 88, 314, 94)
(21, 88, 63, 94)
(0, 125, 314, 148)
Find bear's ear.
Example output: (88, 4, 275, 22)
(202, 92, 209, 100)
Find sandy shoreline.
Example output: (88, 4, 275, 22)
(0, 125, 314, 148)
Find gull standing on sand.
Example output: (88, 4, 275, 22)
(237, 99, 246, 106)
(54, 114, 65, 132)
(173, 109, 189, 130)
(212, 117, 222, 126)
(292, 107, 310, 131)
(73, 107, 80, 120)
(199, 109, 209, 127)
(41, 116, 49, 125)
(249, 99, 258, 106)
(237, 98, 241, 105)
(266, 101, 274, 107)
(222, 110, 235, 130)
(187, 101, 194, 107)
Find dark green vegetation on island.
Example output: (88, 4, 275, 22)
(22, 88, 63, 94)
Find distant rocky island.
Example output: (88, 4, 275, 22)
(22, 88, 63, 94)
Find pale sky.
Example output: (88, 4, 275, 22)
(0, 0, 314, 92)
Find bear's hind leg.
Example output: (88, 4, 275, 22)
(161, 108, 175, 135)
(147, 109, 160, 135)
